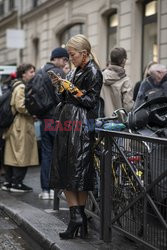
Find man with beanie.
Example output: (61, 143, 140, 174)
(39, 47, 69, 199)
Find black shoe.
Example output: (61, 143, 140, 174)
(59, 206, 83, 239)
(10, 183, 33, 193)
(1, 182, 12, 191)
(59, 220, 81, 239)
(79, 205, 88, 238)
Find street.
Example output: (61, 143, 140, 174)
(0, 210, 42, 250)
(0, 167, 145, 250)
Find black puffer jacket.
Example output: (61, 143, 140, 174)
(50, 60, 103, 191)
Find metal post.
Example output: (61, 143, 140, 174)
(53, 189, 60, 211)
(100, 136, 112, 242)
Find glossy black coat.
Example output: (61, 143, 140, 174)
(50, 60, 103, 191)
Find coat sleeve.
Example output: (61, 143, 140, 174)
(121, 78, 134, 112)
(74, 70, 103, 110)
(13, 85, 29, 114)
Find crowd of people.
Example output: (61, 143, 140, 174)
(0, 33, 167, 240)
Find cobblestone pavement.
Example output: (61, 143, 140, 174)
(0, 210, 42, 250)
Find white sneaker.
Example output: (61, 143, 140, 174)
(1, 182, 11, 191)
(57, 190, 66, 199)
(60, 191, 66, 199)
(38, 191, 50, 200)
(49, 189, 54, 200)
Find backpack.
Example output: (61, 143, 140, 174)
(0, 81, 22, 129)
(25, 67, 58, 117)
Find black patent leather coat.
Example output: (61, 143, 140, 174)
(50, 60, 103, 191)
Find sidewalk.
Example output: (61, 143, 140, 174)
(0, 167, 143, 250)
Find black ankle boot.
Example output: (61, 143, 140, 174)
(79, 205, 88, 238)
(59, 206, 83, 239)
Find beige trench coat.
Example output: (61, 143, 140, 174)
(3, 81, 39, 167)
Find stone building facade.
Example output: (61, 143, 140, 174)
(0, 0, 167, 84)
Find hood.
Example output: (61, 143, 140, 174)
(103, 65, 126, 86)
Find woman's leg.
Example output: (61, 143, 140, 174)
(59, 190, 89, 239)
(77, 191, 88, 206)
(64, 190, 88, 207)
(77, 191, 88, 236)
(64, 190, 78, 207)
(59, 190, 83, 239)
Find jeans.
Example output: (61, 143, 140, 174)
(4, 165, 27, 184)
(40, 120, 56, 191)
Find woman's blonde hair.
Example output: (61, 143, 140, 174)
(66, 34, 100, 67)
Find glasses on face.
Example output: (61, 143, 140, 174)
(63, 57, 69, 62)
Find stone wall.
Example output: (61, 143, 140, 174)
(0, 0, 166, 85)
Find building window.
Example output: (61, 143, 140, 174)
(107, 12, 118, 62)
(32, 0, 38, 8)
(0, 0, 4, 16)
(142, 0, 158, 71)
(60, 24, 85, 47)
(9, 0, 15, 11)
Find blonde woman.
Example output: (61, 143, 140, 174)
(50, 34, 103, 239)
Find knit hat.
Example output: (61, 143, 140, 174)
(50, 47, 69, 60)
(10, 72, 17, 79)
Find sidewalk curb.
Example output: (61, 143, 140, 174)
(0, 192, 98, 250)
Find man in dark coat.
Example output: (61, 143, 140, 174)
(39, 47, 69, 200)
(134, 64, 167, 109)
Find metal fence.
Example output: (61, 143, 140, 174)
(96, 129, 167, 250)
(53, 129, 167, 250)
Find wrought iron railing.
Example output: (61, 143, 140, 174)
(53, 129, 167, 250)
